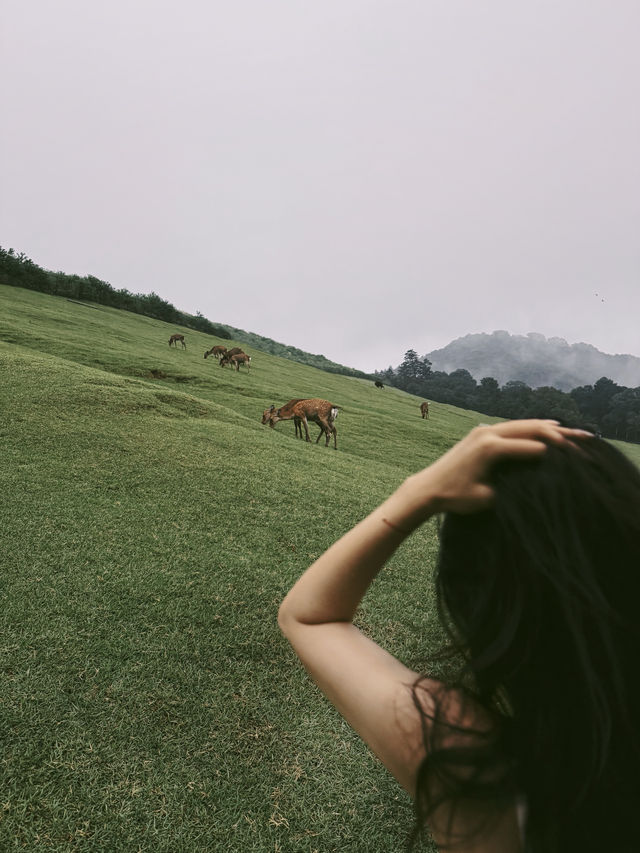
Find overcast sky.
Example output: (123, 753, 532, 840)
(2, 1, 639, 372)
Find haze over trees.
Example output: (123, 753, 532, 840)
(378, 351, 640, 444)
(427, 330, 640, 391)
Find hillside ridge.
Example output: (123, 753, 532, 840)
(426, 330, 640, 391)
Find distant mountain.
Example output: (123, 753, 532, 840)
(426, 331, 640, 391)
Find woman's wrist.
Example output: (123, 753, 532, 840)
(378, 477, 442, 534)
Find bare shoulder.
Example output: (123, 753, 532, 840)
(412, 678, 497, 742)
(411, 680, 523, 853)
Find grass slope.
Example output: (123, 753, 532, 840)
(1, 285, 638, 852)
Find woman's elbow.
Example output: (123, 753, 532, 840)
(277, 595, 296, 639)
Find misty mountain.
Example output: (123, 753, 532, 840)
(426, 331, 640, 391)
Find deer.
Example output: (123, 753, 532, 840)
(263, 399, 339, 449)
(169, 334, 186, 348)
(261, 399, 313, 441)
(420, 401, 430, 419)
(374, 380, 384, 389)
(263, 400, 336, 446)
(262, 400, 307, 440)
(228, 353, 251, 371)
(219, 347, 245, 367)
(204, 345, 227, 360)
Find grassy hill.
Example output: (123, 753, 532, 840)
(1, 285, 638, 852)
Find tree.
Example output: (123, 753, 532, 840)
(442, 369, 478, 409)
(395, 350, 432, 393)
(591, 377, 621, 423)
(528, 386, 581, 423)
(475, 377, 501, 416)
(602, 388, 640, 441)
(500, 381, 533, 419)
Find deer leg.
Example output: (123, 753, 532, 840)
(301, 415, 311, 443)
(315, 417, 332, 447)
(314, 419, 325, 444)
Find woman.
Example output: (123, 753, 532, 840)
(278, 420, 640, 852)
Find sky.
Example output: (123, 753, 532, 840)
(1, 1, 639, 373)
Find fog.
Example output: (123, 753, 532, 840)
(1, 1, 639, 371)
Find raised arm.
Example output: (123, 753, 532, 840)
(278, 421, 592, 796)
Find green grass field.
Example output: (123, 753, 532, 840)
(1, 285, 638, 852)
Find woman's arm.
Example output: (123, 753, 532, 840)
(278, 421, 592, 794)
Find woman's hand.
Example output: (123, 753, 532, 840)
(391, 420, 593, 522)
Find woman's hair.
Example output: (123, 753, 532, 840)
(413, 437, 640, 852)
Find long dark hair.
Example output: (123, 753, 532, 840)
(413, 438, 640, 852)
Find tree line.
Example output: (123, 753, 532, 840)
(0, 246, 373, 380)
(0, 246, 231, 339)
(377, 350, 640, 444)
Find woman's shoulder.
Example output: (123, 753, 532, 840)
(412, 677, 500, 744)
(412, 678, 523, 852)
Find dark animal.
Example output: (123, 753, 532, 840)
(375, 380, 384, 389)
(420, 401, 430, 419)
(169, 334, 186, 349)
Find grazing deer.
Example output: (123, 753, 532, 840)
(262, 400, 307, 439)
(374, 380, 384, 389)
(264, 399, 339, 449)
(219, 347, 245, 367)
(169, 334, 186, 348)
(420, 401, 430, 419)
(229, 353, 251, 371)
(261, 399, 320, 441)
(204, 345, 227, 360)
(263, 400, 335, 446)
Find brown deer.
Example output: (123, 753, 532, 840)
(229, 353, 251, 371)
(264, 399, 339, 449)
(261, 399, 317, 440)
(262, 400, 307, 440)
(204, 345, 227, 360)
(219, 348, 245, 367)
(420, 401, 430, 419)
(169, 334, 186, 348)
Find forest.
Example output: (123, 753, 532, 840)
(377, 350, 640, 444)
